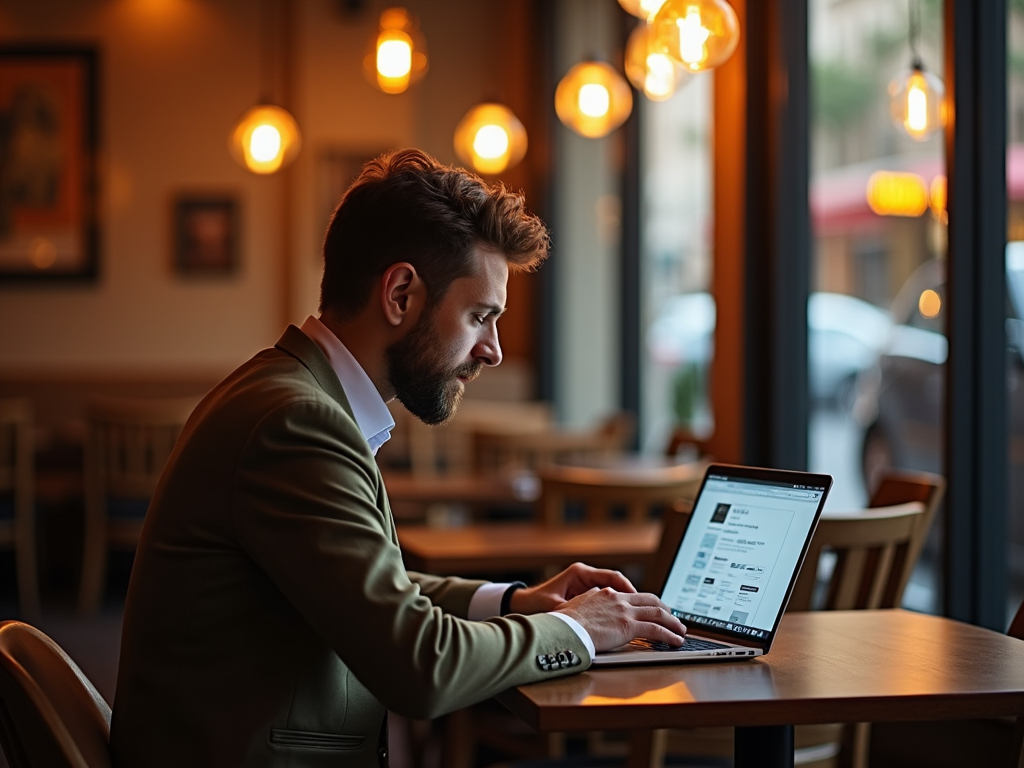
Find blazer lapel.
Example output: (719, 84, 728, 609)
(274, 324, 356, 420)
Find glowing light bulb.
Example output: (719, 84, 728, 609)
(651, 0, 739, 73)
(555, 62, 632, 138)
(578, 83, 610, 118)
(377, 37, 412, 78)
(625, 22, 690, 101)
(364, 8, 428, 94)
(645, 53, 676, 98)
(906, 83, 928, 133)
(919, 289, 941, 319)
(454, 103, 527, 175)
(618, 0, 669, 20)
(473, 124, 509, 160)
(677, 7, 711, 68)
(229, 104, 302, 174)
(249, 124, 282, 163)
(888, 66, 945, 141)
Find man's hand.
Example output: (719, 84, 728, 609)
(508, 562, 636, 615)
(553, 587, 687, 652)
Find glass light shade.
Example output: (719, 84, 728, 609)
(651, 0, 740, 72)
(625, 22, 691, 101)
(555, 62, 633, 139)
(363, 7, 428, 95)
(888, 65, 946, 141)
(229, 104, 302, 174)
(453, 103, 528, 175)
(618, 0, 669, 20)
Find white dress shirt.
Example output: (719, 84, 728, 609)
(297, 316, 594, 658)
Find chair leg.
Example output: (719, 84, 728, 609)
(14, 513, 40, 617)
(838, 722, 870, 768)
(78, 520, 107, 616)
(626, 729, 667, 768)
(1014, 715, 1024, 768)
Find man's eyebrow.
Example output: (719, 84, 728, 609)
(475, 304, 507, 316)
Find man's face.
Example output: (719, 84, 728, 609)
(386, 246, 508, 425)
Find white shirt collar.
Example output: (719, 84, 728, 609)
(298, 315, 395, 455)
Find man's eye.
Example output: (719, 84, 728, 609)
(474, 314, 487, 325)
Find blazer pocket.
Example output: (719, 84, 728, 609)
(269, 728, 365, 751)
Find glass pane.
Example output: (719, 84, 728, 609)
(639, 73, 713, 454)
(809, 0, 945, 613)
(1007, 1, 1024, 626)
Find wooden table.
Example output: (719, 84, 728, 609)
(496, 609, 1024, 768)
(397, 521, 661, 574)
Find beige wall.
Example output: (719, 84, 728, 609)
(0, 0, 507, 378)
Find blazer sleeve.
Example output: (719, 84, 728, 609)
(232, 398, 590, 720)
(405, 571, 487, 618)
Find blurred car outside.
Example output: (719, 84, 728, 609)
(647, 290, 893, 416)
(854, 244, 1024, 573)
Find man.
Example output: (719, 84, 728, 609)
(110, 149, 685, 768)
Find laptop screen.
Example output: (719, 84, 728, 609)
(660, 466, 831, 644)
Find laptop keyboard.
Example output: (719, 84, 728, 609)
(628, 637, 732, 652)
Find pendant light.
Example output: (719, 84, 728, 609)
(888, 0, 945, 142)
(453, 103, 528, 176)
(363, 7, 428, 95)
(229, 0, 301, 174)
(618, 0, 669, 21)
(555, 61, 633, 139)
(650, 0, 740, 73)
(625, 21, 691, 101)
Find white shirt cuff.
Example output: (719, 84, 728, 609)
(548, 612, 596, 660)
(468, 582, 509, 620)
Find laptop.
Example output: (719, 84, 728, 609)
(592, 463, 833, 666)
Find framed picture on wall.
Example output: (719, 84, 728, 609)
(0, 46, 99, 281)
(173, 196, 239, 276)
(316, 148, 386, 258)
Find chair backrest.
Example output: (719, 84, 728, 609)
(643, 500, 693, 592)
(1008, 598, 1024, 641)
(866, 468, 945, 605)
(536, 461, 704, 526)
(663, 426, 713, 462)
(0, 621, 111, 768)
(789, 501, 927, 612)
(473, 412, 635, 477)
(397, 399, 554, 477)
(84, 396, 196, 500)
(0, 398, 33, 515)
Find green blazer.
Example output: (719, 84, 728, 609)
(110, 326, 589, 768)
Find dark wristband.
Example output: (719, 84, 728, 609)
(500, 581, 528, 616)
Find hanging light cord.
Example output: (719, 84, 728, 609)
(259, 0, 276, 104)
(908, 0, 922, 70)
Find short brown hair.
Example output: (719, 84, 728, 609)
(319, 148, 549, 318)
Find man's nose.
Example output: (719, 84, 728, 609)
(474, 328, 502, 367)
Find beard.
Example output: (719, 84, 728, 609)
(385, 310, 482, 425)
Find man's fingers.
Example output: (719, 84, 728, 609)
(566, 564, 637, 594)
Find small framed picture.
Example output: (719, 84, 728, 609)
(174, 196, 238, 276)
(316, 148, 386, 257)
(0, 46, 99, 281)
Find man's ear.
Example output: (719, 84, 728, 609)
(379, 262, 425, 326)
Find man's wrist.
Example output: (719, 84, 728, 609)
(500, 581, 528, 615)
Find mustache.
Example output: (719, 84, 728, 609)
(454, 362, 482, 382)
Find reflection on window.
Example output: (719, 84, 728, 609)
(640, 74, 713, 453)
(809, 0, 945, 614)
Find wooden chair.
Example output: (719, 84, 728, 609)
(663, 426, 713, 462)
(0, 620, 111, 768)
(536, 460, 703, 527)
(0, 398, 39, 617)
(637, 468, 946, 768)
(472, 412, 635, 478)
(389, 400, 555, 478)
(78, 396, 196, 616)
